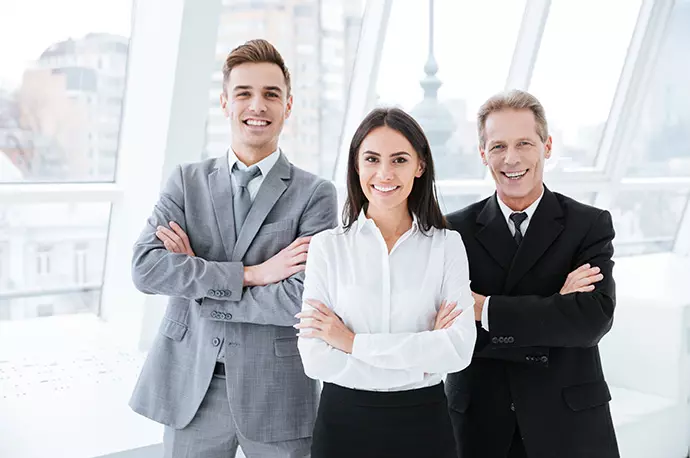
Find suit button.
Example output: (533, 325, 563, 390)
(510, 402, 515, 412)
(212, 337, 221, 347)
(507, 337, 515, 344)
(226, 313, 232, 320)
(498, 337, 505, 344)
(208, 289, 216, 297)
(491, 337, 498, 344)
(219, 290, 226, 297)
(210, 311, 218, 319)
(225, 290, 231, 296)
(541, 356, 548, 363)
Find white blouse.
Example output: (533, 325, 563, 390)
(298, 211, 477, 391)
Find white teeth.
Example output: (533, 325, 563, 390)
(505, 170, 527, 179)
(245, 119, 268, 126)
(373, 185, 398, 192)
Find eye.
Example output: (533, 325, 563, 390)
(364, 156, 378, 163)
(490, 144, 505, 152)
(266, 92, 279, 98)
(518, 141, 531, 147)
(236, 91, 250, 97)
(393, 157, 408, 164)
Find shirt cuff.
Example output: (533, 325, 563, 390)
(481, 296, 490, 332)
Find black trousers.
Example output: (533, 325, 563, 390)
(311, 382, 457, 458)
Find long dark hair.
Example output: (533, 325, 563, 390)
(342, 107, 447, 233)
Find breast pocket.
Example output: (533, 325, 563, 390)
(255, 219, 295, 246)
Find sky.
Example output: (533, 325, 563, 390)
(0, 0, 643, 142)
(0, 0, 132, 89)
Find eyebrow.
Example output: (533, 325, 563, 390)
(232, 85, 283, 93)
(362, 151, 412, 157)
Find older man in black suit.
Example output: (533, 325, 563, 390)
(445, 89, 619, 458)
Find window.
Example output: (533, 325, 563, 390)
(0, 0, 131, 183)
(202, 0, 364, 178)
(529, 0, 642, 170)
(36, 244, 52, 276)
(624, 0, 690, 178)
(74, 243, 88, 284)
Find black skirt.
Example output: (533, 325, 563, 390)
(311, 382, 457, 458)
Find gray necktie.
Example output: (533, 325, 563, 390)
(510, 212, 528, 245)
(233, 165, 261, 237)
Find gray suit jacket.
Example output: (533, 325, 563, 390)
(129, 152, 338, 443)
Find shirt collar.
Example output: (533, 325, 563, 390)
(496, 185, 544, 226)
(228, 148, 281, 177)
(355, 208, 419, 235)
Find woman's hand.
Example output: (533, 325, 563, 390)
(433, 300, 462, 330)
(295, 299, 355, 354)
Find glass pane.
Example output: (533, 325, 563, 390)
(0, 1, 132, 183)
(529, 0, 642, 170)
(375, 0, 526, 181)
(0, 202, 110, 321)
(202, 0, 365, 180)
(625, 0, 690, 178)
(609, 190, 688, 256)
(438, 194, 487, 215)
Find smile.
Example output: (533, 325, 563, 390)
(372, 184, 400, 193)
(502, 170, 528, 180)
(243, 119, 270, 127)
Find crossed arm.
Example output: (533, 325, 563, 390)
(131, 166, 338, 327)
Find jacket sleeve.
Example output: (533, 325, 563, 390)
(486, 210, 616, 349)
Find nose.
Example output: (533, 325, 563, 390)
(248, 95, 267, 113)
(504, 145, 520, 167)
(376, 162, 395, 181)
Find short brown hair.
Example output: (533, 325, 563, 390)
(222, 39, 291, 95)
(477, 89, 548, 148)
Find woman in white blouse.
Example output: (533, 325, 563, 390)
(296, 107, 477, 458)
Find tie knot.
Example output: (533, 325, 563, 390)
(234, 166, 261, 188)
(510, 212, 527, 228)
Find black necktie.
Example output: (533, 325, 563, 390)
(510, 212, 528, 245)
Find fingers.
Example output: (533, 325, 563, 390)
(568, 263, 592, 278)
(287, 264, 307, 276)
(288, 242, 310, 256)
(291, 253, 308, 265)
(439, 308, 462, 329)
(572, 273, 604, 289)
(304, 299, 331, 315)
(169, 222, 191, 247)
(287, 236, 312, 250)
(156, 227, 182, 252)
(434, 301, 457, 329)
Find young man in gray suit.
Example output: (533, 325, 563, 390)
(129, 39, 338, 458)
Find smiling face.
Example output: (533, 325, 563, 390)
(357, 126, 425, 215)
(481, 108, 552, 211)
(220, 62, 292, 158)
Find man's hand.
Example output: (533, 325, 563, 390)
(433, 300, 462, 330)
(244, 237, 311, 287)
(560, 263, 603, 295)
(157, 222, 195, 257)
(471, 291, 486, 322)
(295, 299, 355, 354)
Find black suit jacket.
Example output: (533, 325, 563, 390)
(445, 187, 620, 458)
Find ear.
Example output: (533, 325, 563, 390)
(285, 94, 293, 119)
(415, 160, 425, 178)
(220, 92, 229, 116)
(479, 146, 488, 166)
(544, 135, 553, 159)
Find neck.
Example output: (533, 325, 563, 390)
(366, 202, 413, 239)
(232, 143, 277, 167)
(497, 184, 543, 212)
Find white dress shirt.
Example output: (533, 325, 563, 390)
(227, 148, 280, 202)
(298, 211, 477, 391)
(481, 188, 545, 331)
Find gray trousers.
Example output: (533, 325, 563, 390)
(163, 375, 311, 458)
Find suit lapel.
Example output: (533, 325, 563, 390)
(231, 152, 291, 261)
(475, 194, 517, 272)
(208, 156, 236, 261)
(504, 187, 564, 293)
